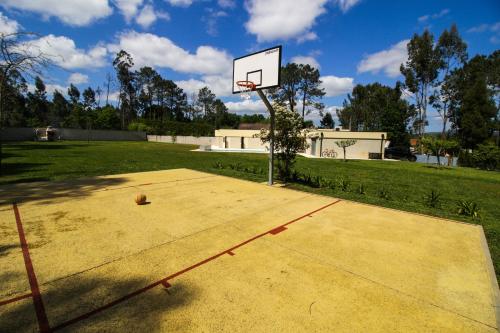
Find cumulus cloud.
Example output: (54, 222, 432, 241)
(290, 55, 320, 69)
(177, 73, 232, 97)
(335, 0, 361, 13)
(28, 82, 68, 96)
(244, 0, 328, 42)
(224, 99, 267, 115)
(357, 39, 409, 77)
(0, 12, 19, 34)
(109, 31, 232, 75)
(26, 35, 107, 69)
(0, 0, 112, 26)
(114, 0, 143, 21)
(296, 32, 318, 44)
(135, 4, 170, 29)
(166, 0, 193, 7)
(67, 73, 89, 85)
(321, 75, 354, 97)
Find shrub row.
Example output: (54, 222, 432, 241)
(212, 161, 482, 220)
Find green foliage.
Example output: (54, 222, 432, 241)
(269, 63, 325, 118)
(377, 187, 392, 200)
(458, 144, 500, 170)
(400, 29, 442, 137)
(357, 183, 366, 195)
(338, 83, 414, 147)
(127, 121, 150, 132)
(335, 139, 357, 161)
(423, 189, 441, 208)
(338, 177, 350, 191)
(420, 137, 459, 165)
(260, 103, 308, 181)
(457, 200, 481, 219)
(320, 112, 335, 129)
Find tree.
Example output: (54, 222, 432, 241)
(430, 24, 468, 138)
(320, 112, 335, 129)
(298, 64, 325, 119)
(67, 84, 80, 105)
(338, 83, 415, 147)
(50, 90, 69, 126)
(259, 103, 308, 181)
(335, 139, 357, 161)
(270, 63, 301, 113)
(26, 76, 48, 126)
(113, 50, 136, 129)
(400, 30, 442, 137)
(448, 54, 498, 148)
(196, 87, 215, 119)
(270, 63, 325, 121)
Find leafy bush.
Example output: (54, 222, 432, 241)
(457, 200, 481, 219)
(423, 189, 441, 208)
(127, 121, 150, 132)
(338, 177, 350, 191)
(458, 144, 500, 170)
(357, 183, 366, 195)
(378, 187, 391, 200)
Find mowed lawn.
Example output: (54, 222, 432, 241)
(2, 141, 500, 280)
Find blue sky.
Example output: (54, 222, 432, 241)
(0, 0, 498, 130)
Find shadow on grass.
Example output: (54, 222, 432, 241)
(0, 276, 196, 332)
(1, 162, 51, 177)
(0, 176, 128, 205)
(4, 143, 87, 150)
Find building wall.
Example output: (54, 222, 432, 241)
(148, 135, 216, 146)
(306, 137, 384, 159)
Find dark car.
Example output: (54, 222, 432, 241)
(384, 146, 417, 161)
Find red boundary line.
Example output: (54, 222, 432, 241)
(13, 203, 51, 333)
(0, 292, 32, 307)
(52, 199, 341, 331)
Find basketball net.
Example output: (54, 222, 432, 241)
(236, 80, 256, 100)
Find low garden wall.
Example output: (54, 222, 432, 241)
(1, 128, 147, 141)
(147, 135, 218, 146)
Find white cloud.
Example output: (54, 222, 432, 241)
(468, 22, 500, 33)
(67, 73, 89, 85)
(166, 0, 193, 7)
(418, 8, 449, 23)
(335, 0, 361, 13)
(135, 4, 169, 29)
(0, 12, 19, 34)
(225, 99, 266, 114)
(357, 39, 409, 78)
(321, 75, 354, 97)
(290, 55, 320, 69)
(204, 9, 227, 36)
(27, 34, 107, 69)
(176, 73, 231, 97)
(244, 0, 328, 42)
(217, 0, 235, 9)
(114, 0, 143, 21)
(296, 32, 318, 44)
(0, 0, 112, 26)
(109, 31, 232, 75)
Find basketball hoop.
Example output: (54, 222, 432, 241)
(236, 80, 256, 100)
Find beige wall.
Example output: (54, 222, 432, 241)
(306, 137, 384, 159)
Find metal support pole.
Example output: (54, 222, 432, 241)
(257, 90, 275, 186)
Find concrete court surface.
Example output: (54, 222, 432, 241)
(0, 168, 498, 332)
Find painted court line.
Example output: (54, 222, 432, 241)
(13, 203, 51, 333)
(51, 199, 342, 331)
(0, 292, 32, 307)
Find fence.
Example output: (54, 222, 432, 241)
(1, 128, 147, 141)
(147, 135, 218, 146)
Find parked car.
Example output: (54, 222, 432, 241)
(384, 146, 417, 161)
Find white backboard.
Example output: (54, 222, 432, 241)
(233, 46, 282, 94)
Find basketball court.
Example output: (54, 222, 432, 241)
(0, 169, 498, 332)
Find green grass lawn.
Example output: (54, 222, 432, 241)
(2, 141, 499, 280)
